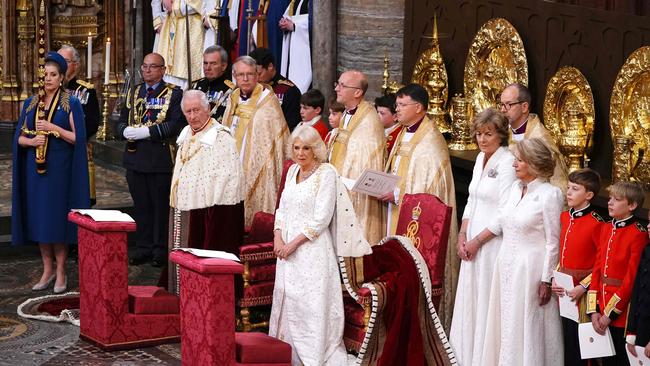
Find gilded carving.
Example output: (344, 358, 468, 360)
(464, 18, 528, 118)
(411, 15, 450, 133)
(610, 46, 650, 187)
(448, 94, 477, 150)
(381, 53, 403, 96)
(543, 66, 595, 172)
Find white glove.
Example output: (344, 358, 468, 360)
(123, 126, 150, 140)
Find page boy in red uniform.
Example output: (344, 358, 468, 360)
(587, 181, 647, 366)
(551, 168, 606, 365)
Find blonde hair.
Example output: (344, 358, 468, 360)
(607, 181, 645, 207)
(470, 107, 510, 146)
(511, 138, 556, 179)
(288, 124, 327, 162)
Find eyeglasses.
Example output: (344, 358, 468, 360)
(395, 102, 419, 109)
(334, 81, 361, 90)
(498, 101, 524, 110)
(234, 72, 257, 79)
(141, 64, 164, 71)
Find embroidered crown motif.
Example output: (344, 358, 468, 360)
(411, 202, 422, 221)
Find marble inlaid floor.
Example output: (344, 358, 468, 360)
(0, 153, 132, 218)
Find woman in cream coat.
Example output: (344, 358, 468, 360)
(450, 108, 516, 365)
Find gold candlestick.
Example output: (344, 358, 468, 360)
(96, 84, 113, 141)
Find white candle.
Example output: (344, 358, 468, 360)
(104, 37, 111, 85)
(87, 32, 92, 79)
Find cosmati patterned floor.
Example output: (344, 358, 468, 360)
(0, 253, 181, 366)
(0, 153, 133, 217)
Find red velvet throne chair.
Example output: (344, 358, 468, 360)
(69, 212, 181, 350)
(170, 251, 292, 365)
(238, 159, 293, 331)
(342, 193, 453, 353)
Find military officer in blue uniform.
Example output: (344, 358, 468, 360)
(117, 53, 186, 267)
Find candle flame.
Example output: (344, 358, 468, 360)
(107, 37, 111, 43)
(88, 32, 92, 36)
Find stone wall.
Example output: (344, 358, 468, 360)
(337, 0, 405, 100)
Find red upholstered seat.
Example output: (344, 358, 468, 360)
(395, 193, 451, 308)
(238, 160, 293, 331)
(128, 286, 179, 314)
(235, 332, 292, 364)
(342, 193, 452, 353)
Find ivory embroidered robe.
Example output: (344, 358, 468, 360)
(156, 0, 205, 88)
(510, 113, 569, 194)
(329, 100, 385, 244)
(384, 117, 458, 331)
(222, 83, 289, 226)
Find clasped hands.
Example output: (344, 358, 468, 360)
(123, 126, 150, 140)
(278, 17, 294, 32)
(456, 233, 480, 261)
(273, 234, 298, 260)
(590, 313, 611, 335)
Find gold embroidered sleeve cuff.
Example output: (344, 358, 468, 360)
(586, 290, 597, 314)
(603, 293, 623, 319)
(580, 273, 592, 288)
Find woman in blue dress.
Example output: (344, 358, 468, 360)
(12, 51, 90, 294)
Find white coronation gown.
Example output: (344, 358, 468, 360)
(269, 163, 348, 366)
(482, 178, 564, 365)
(449, 146, 515, 366)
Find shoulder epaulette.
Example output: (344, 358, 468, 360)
(191, 78, 204, 84)
(76, 79, 94, 89)
(278, 79, 295, 87)
(224, 79, 235, 89)
(591, 211, 607, 222)
(166, 82, 180, 89)
(635, 221, 648, 232)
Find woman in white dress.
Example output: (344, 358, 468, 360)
(478, 138, 564, 365)
(449, 108, 516, 365)
(269, 125, 349, 366)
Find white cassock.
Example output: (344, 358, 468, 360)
(202, 0, 240, 50)
(152, 0, 167, 52)
(280, 0, 311, 93)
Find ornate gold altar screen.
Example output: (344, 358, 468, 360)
(384, 15, 650, 186)
(0, 1, 127, 124)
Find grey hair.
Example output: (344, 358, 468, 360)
(233, 55, 257, 70)
(181, 89, 210, 111)
(288, 124, 327, 162)
(59, 44, 80, 62)
(204, 45, 229, 64)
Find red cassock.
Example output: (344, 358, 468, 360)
(385, 125, 403, 156)
(312, 118, 330, 141)
(587, 216, 648, 327)
(558, 206, 606, 286)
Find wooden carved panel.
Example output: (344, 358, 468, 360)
(404, 0, 650, 178)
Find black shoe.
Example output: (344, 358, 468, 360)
(129, 255, 150, 266)
(151, 258, 165, 267)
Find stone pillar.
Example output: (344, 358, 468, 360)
(337, 0, 404, 100)
(312, 1, 337, 105)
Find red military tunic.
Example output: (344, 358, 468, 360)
(587, 215, 648, 327)
(312, 118, 330, 141)
(385, 124, 403, 157)
(558, 205, 605, 287)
